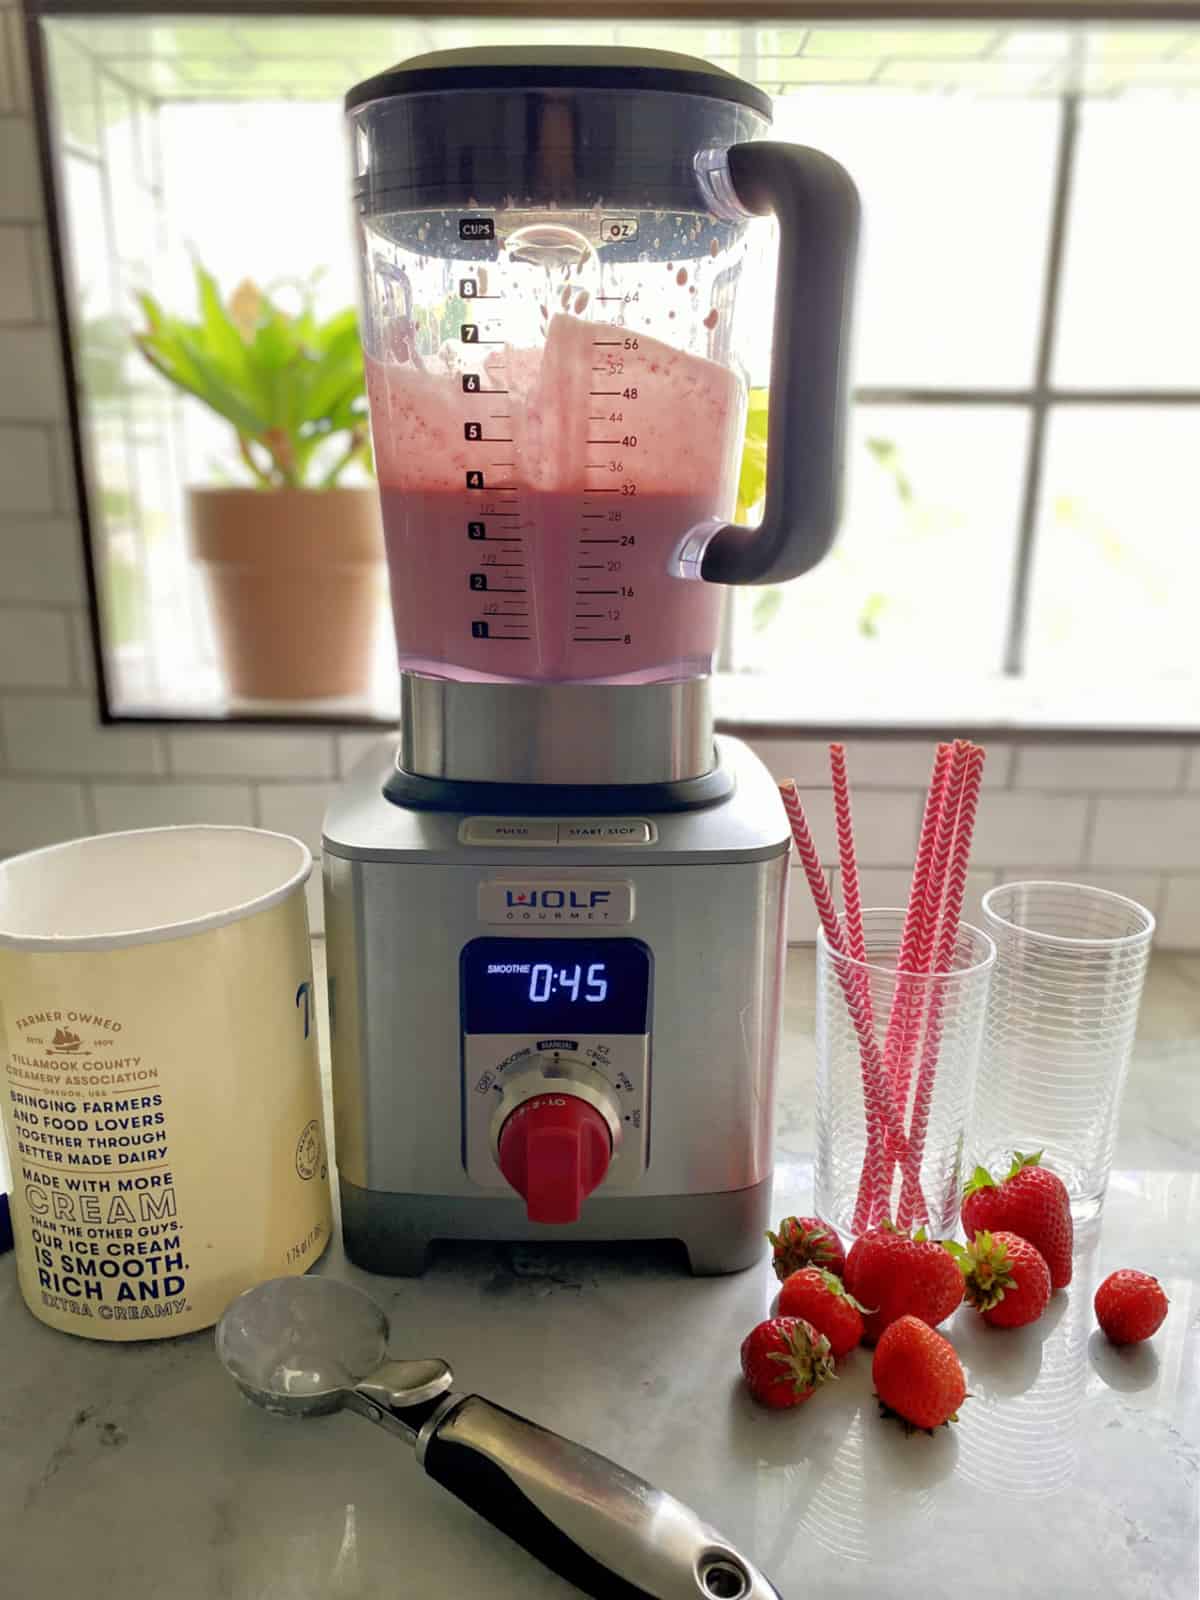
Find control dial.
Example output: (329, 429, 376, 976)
(492, 1055, 622, 1225)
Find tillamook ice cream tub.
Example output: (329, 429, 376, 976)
(0, 826, 332, 1339)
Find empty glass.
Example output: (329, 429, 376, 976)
(814, 909, 996, 1239)
(972, 882, 1155, 1221)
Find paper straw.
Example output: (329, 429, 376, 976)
(779, 782, 907, 1228)
(882, 742, 952, 1100)
(780, 781, 844, 949)
(830, 745, 867, 965)
(877, 742, 970, 1210)
(886, 742, 969, 1130)
(897, 744, 986, 1227)
(829, 746, 898, 1226)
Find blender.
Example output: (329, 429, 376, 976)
(324, 46, 858, 1274)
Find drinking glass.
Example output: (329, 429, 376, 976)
(972, 881, 1154, 1221)
(814, 909, 996, 1240)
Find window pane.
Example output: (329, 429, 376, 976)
(768, 91, 1058, 387)
(1026, 408, 1200, 684)
(1055, 101, 1200, 387)
(731, 406, 1027, 681)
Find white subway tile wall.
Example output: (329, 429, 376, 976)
(167, 728, 337, 781)
(256, 783, 337, 855)
(0, 776, 86, 853)
(0, 226, 34, 321)
(0, 604, 71, 687)
(1013, 743, 1186, 791)
(91, 780, 254, 834)
(0, 13, 1197, 946)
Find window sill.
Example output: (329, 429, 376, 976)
(714, 672, 1200, 743)
(103, 667, 1200, 743)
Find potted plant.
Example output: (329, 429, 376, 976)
(135, 264, 384, 701)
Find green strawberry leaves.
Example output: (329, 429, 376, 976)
(953, 1230, 1017, 1310)
(815, 1269, 873, 1314)
(1006, 1150, 1045, 1179)
(963, 1164, 997, 1197)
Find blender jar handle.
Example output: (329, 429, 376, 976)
(699, 142, 860, 586)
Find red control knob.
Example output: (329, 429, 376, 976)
(497, 1094, 612, 1224)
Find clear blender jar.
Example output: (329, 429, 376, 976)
(347, 47, 858, 689)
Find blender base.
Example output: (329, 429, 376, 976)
(339, 1174, 772, 1278)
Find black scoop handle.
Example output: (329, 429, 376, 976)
(422, 1394, 781, 1599)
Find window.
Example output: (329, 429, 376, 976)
(36, 14, 1200, 729)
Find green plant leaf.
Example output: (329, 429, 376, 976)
(736, 386, 769, 523)
(194, 261, 253, 384)
(752, 587, 782, 634)
(132, 263, 370, 488)
(865, 435, 913, 505)
(137, 325, 267, 438)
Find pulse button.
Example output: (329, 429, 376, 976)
(461, 819, 558, 846)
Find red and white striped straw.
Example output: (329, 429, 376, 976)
(830, 745, 867, 965)
(884, 742, 969, 1136)
(830, 743, 887, 1209)
(897, 743, 986, 1227)
(779, 782, 905, 1229)
(883, 742, 952, 1098)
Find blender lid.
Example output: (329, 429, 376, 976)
(345, 45, 771, 120)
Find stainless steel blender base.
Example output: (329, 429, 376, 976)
(339, 1175, 772, 1278)
(399, 672, 716, 787)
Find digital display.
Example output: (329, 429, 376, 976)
(461, 938, 652, 1035)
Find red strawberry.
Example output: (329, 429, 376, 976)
(740, 1316, 835, 1409)
(961, 1152, 1073, 1289)
(1095, 1269, 1169, 1346)
(767, 1215, 845, 1281)
(843, 1223, 964, 1345)
(949, 1230, 1051, 1329)
(873, 1315, 967, 1432)
(778, 1267, 869, 1359)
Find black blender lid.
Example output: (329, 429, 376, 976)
(345, 45, 772, 121)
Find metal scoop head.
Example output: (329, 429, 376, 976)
(216, 1276, 453, 1425)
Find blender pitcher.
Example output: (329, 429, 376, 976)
(348, 46, 858, 689)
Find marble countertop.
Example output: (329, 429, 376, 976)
(2, 949, 1198, 1600)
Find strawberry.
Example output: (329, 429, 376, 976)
(873, 1315, 967, 1433)
(740, 1316, 835, 1409)
(778, 1267, 869, 1359)
(961, 1151, 1073, 1289)
(948, 1230, 1051, 1329)
(843, 1223, 964, 1345)
(1095, 1269, 1169, 1346)
(767, 1215, 845, 1281)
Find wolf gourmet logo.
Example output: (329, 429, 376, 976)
(506, 888, 610, 910)
(478, 880, 635, 926)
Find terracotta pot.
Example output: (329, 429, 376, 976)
(189, 486, 385, 701)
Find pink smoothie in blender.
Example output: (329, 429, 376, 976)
(368, 314, 744, 684)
